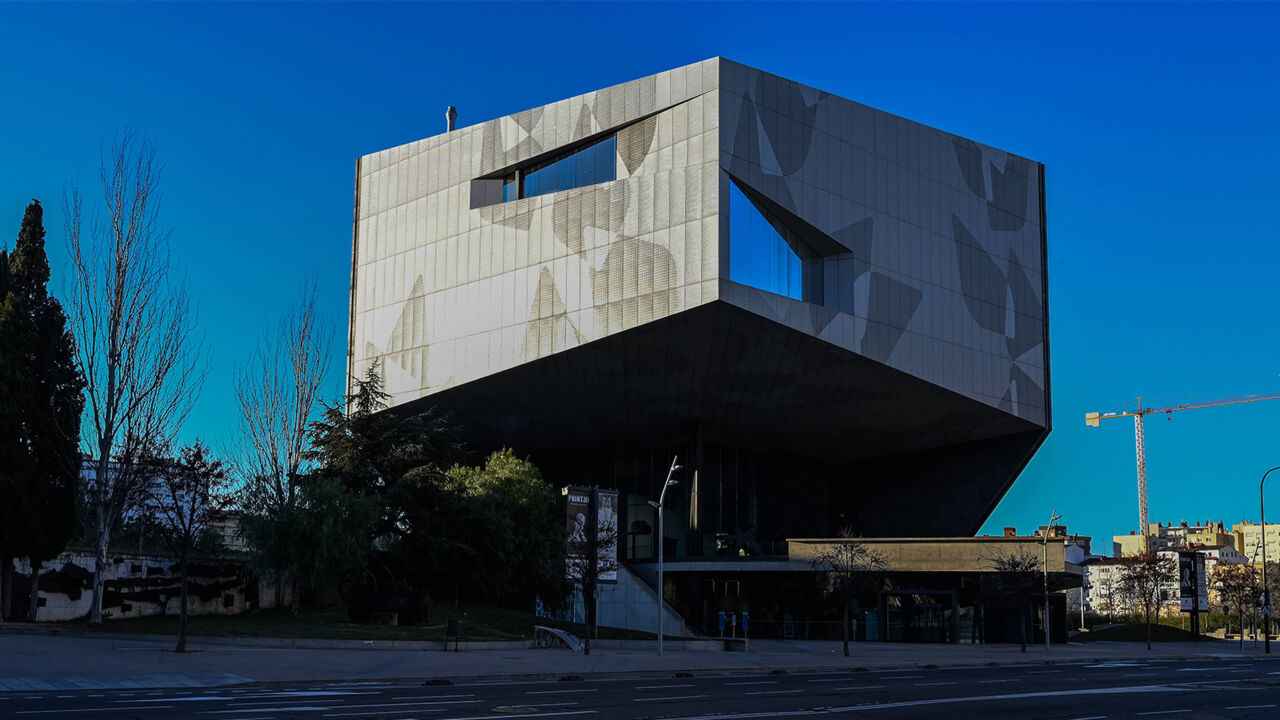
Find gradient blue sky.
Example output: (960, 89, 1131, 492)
(3, 2, 1278, 550)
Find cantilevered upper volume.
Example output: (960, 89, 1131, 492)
(349, 58, 1049, 542)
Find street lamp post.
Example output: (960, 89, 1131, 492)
(1261, 466, 1280, 655)
(1043, 510, 1062, 652)
(1080, 581, 1087, 631)
(648, 456, 681, 657)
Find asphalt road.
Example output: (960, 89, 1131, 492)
(4, 656, 1280, 719)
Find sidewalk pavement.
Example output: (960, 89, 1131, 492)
(1, 628, 1275, 692)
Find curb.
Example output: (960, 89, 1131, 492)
(0, 627, 528, 651)
(5, 626, 1278, 692)
(0, 626, 721, 653)
(223, 650, 1280, 688)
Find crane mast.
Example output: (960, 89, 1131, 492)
(1086, 393, 1280, 554)
(1134, 406, 1146, 551)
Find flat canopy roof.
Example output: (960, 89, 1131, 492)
(629, 536, 1084, 577)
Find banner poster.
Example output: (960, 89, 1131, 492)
(597, 489, 618, 583)
(565, 487, 619, 584)
(1178, 551, 1208, 612)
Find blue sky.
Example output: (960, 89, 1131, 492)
(2, 2, 1278, 550)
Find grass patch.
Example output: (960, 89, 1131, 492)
(45, 603, 667, 643)
(1072, 623, 1204, 643)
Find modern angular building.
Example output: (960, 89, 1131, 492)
(349, 58, 1050, 636)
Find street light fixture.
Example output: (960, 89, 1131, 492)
(1260, 466, 1280, 655)
(1043, 510, 1062, 652)
(648, 456, 681, 657)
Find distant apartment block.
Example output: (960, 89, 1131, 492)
(1086, 541, 1247, 615)
(1112, 520, 1233, 557)
(1232, 521, 1280, 563)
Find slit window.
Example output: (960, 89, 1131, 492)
(728, 179, 823, 304)
(498, 134, 617, 202)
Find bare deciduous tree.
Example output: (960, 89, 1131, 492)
(564, 499, 619, 656)
(810, 528, 890, 657)
(65, 131, 206, 623)
(1118, 551, 1177, 650)
(985, 549, 1041, 652)
(1212, 561, 1258, 649)
(233, 284, 330, 607)
(139, 440, 228, 652)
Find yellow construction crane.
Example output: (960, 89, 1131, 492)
(1086, 394, 1280, 552)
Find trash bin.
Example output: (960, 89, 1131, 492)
(446, 619, 461, 650)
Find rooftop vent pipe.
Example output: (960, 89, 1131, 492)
(446, 106, 457, 132)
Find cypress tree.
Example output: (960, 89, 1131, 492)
(0, 200, 85, 621)
(0, 245, 14, 620)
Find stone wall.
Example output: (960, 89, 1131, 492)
(12, 551, 287, 622)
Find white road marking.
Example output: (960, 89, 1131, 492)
(635, 684, 695, 689)
(432, 707, 596, 712)
(746, 690, 804, 695)
(649, 682, 1206, 720)
(206, 708, 337, 714)
(808, 679, 849, 683)
(833, 685, 885, 691)
(525, 689, 599, 695)
(321, 710, 448, 718)
(979, 679, 1020, 684)
(1136, 711, 1191, 716)
(1124, 673, 1159, 677)
(634, 695, 709, 702)
(877, 675, 923, 679)
(1029, 670, 1063, 674)
(827, 685, 1196, 712)
(114, 696, 231, 703)
(914, 681, 957, 686)
(1226, 705, 1277, 710)
(387, 695, 476, 700)
(477, 705, 580, 717)
(224, 699, 344, 708)
(466, 679, 563, 687)
(1065, 716, 1106, 720)
(206, 700, 479, 714)
(17, 708, 176, 715)
(726, 681, 777, 686)
(238, 691, 382, 698)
